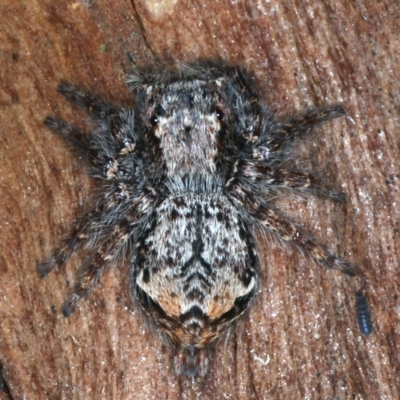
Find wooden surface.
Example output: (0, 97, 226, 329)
(1, 0, 399, 398)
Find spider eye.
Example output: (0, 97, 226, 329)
(216, 107, 224, 121)
(150, 115, 158, 126)
(150, 104, 166, 127)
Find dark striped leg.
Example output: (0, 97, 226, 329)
(62, 218, 132, 316)
(262, 105, 346, 155)
(257, 207, 355, 276)
(44, 117, 91, 160)
(234, 160, 345, 203)
(57, 81, 109, 118)
(38, 201, 109, 278)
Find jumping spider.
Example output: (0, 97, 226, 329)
(39, 61, 370, 378)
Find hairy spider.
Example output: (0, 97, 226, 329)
(39, 61, 366, 378)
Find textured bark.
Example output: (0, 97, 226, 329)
(0, 0, 399, 398)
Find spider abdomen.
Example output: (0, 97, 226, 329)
(134, 192, 258, 352)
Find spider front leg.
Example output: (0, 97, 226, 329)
(57, 82, 138, 147)
(57, 81, 110, 119)
(44, 117, 91, 159)
(49, 83, 139, 180)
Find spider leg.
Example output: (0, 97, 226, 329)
(233, 160, 345, 203)
(60, 187, 156, 316)
(57, 82, 137, 146)
(44, 117, 92, 162)
(38, 181, 139, 277)
(227, 182, 354, 276)
(37, 205, 106, 278)
(257, 207, 355, 275)
(259, 105, 345, 157)
(62, 248, 107, 316)
(62, 217, 133, 316)
(45, 96, 139, 182)
(57, 81, 110, 119)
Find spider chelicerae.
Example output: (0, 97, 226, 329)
(39, 61, 370, 378)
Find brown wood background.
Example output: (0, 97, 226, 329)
(1, 0, 399, 399)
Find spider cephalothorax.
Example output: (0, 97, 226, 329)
(39, 61, 370, 378)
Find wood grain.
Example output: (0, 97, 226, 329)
(0, 0, 399, 398)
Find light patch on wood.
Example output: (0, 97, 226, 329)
(142, 0, 178, 17)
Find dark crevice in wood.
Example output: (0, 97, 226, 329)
(0, 365, 13, 400)
(129, 0, 158, 59)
